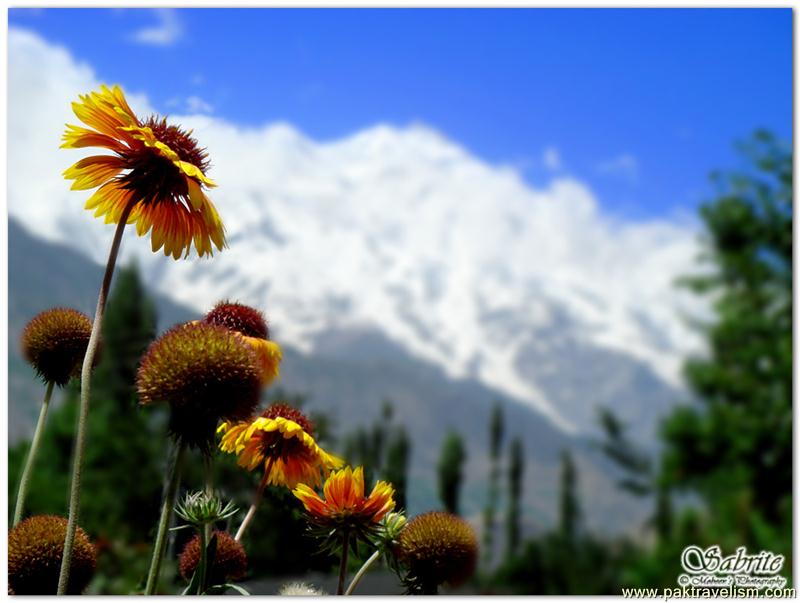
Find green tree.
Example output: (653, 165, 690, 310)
(383, 426, 410, 511)
(437, 431, 466, 514)
(505, 437, 523, 557)
(661, 131, 791, 537)
(9, 264, 166, 538)
(483, 402, 504, 567)
(343, 399, 395, 486)
(8, 263, 169, 593)
(558, 449, 579, 544)
(82, 263, 166, 538)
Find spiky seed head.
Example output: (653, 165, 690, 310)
(8, 515, 96, 595)
(396, 511, 478, 590)
(136, 322, 261, 450)
(20, 308, 93, 386)
(204, 301, 269, 339)
(179, 530, 248, 584)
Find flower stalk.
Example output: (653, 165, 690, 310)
(145, 438, 188, 595)
(344, 548, 381, 596)
(13, 380, 55, 527)
(58, 199, 135, 595)
(337, 529, 351, 595)
(234, 457, 274, 542)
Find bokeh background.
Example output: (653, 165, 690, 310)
(7, 8, 792, 594)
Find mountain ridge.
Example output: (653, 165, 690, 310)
(8, 218, 648, 534)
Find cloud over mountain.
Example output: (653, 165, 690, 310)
(8, 27, 708, 432)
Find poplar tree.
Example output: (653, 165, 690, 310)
(482, 402, 504, 566)
(505, 437, 524, 557)
(437, 431, 466, 514)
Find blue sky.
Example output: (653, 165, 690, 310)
(9, 8, 791, 220)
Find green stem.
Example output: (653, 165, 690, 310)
(197, 525, 208, 595)
(201, 453, 213, 593)
(344, 547, 381, 595)
(337, 529, 351, 595)
(57, 201, 134, 595)
(144, 439, 187, 595)
(13, 381, 55, 527)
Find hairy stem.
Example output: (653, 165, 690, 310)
(344, 547, 381, 595)
(13, 380, 55, 527)
(58, 202, 134, 595)
(144, 438, 187, 595)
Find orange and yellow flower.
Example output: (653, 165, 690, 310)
(62, 85, 226, 259)
(293, 466, 396, 528)
(218, 403, 342, 489)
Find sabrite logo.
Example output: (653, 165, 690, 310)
(677, 545, 787, 590)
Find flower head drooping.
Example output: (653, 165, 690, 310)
(137, 322, 261, 450)
(395, 511, 478, 594)
(8, 515, 96, 595)
(294, 466, 396, 533)
(21, 308, 94, 386)
(203, 302, 283, 385)
(179, 531, 248, 584)
(218, 403, 343, 489)
(62, 85, 225, 259)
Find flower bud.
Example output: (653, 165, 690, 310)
(174, 491, 238, 529)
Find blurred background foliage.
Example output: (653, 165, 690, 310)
(8, 131, 792, 594)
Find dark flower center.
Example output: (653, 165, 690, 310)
(117, 116, 209, 206)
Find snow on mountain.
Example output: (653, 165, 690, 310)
(8, 28, 708, 434)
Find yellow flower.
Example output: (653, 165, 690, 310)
(62, 85, 225, 259)
(218, 403, 342, 489)
(293, 466, 396, 528)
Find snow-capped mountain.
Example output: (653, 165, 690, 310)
(9, 27, 707, 436)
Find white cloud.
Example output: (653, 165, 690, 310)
(596, 153, 639, 183)
(543, 147, 561, 171)
(185, 95, 214, 114)
(7, 28, 709, 431)
(130, 8, 183, 46)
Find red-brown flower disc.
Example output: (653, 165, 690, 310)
(204, 301, 269, 339)
(179, 531, 248, 583)
(20, 308, 93, 386)
(396, 511, 478, 589)
(136, 322, 261, 449)
(8, 515, 96, 595)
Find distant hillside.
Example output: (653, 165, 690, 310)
(8, 218, 648, 535)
